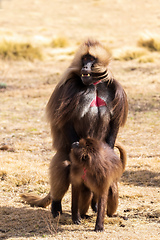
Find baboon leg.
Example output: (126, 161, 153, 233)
(51, 200, 62, 218)
(95, 192, 108, 232)
(79, 184, 92, 217)
(72, 184, 81, 224)
(107, 182, 119, 217)
(91, 193, 98, 213)
(50, 150, 70, 218)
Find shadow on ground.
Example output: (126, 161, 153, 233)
(0, 205, 71, 239)
(121, 169, 160, 187)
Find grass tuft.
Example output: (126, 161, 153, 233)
(50, 37, 69, 48)
(138, 32, 160, 51)
(138, 55, 155, 63)
(0, 82, 7, 89)
(0, 41, 42, 61)
(0, 170, 7, 180)
(113, 47, 147, 61)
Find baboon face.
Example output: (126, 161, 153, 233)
(71, 140, 91, 166)
(71, 138, 101, 167)
(81, 54, 96, 85)
(72, 39, 111, 86)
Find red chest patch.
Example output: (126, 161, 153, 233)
(81, 168, 87, 181)
(90, 96, 107, 107)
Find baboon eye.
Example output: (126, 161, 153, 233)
(82, 155, 89, 162)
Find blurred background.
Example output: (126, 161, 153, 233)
(0, 0, 160, 48)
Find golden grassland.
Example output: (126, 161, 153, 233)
(0, 52, 160, 240)
(0, 41, 42, 61)
(0, 0, 160, 239)
(0, 33, 160, 63)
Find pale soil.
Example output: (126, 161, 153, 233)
(0, 0, 160, 239)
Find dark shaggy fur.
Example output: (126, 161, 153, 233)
(21, 39, 128, 219)
(70, 138, 127, 232)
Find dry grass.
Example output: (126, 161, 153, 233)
(50, 37, 69, 48)
(0, 57, 160, 239)
(0, 40, 42, 61)
(138, 55, 154, 63)
(113, 47, 148, 61)
(138, 32, 160, 51)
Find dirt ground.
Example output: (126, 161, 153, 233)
(0, 0, 160, 239)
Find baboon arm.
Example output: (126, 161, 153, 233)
(65, 123, 79, 145)
(105, 120, 119, 149)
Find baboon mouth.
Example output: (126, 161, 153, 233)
(81, 73, 91, 77)
(81, 73, 92, 85)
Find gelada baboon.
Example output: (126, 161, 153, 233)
(21, 39, 128, 218)
(70, 138, 127, 232)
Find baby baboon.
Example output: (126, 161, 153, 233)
(70, 137, 126, 232)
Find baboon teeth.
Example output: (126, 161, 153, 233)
(82, 74, 90, 77)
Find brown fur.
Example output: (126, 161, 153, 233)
(21, 192, 51, 208)
(70, 138, 127, 231)
(21, 39, 128, 218)
(46, 39, 128, 150)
